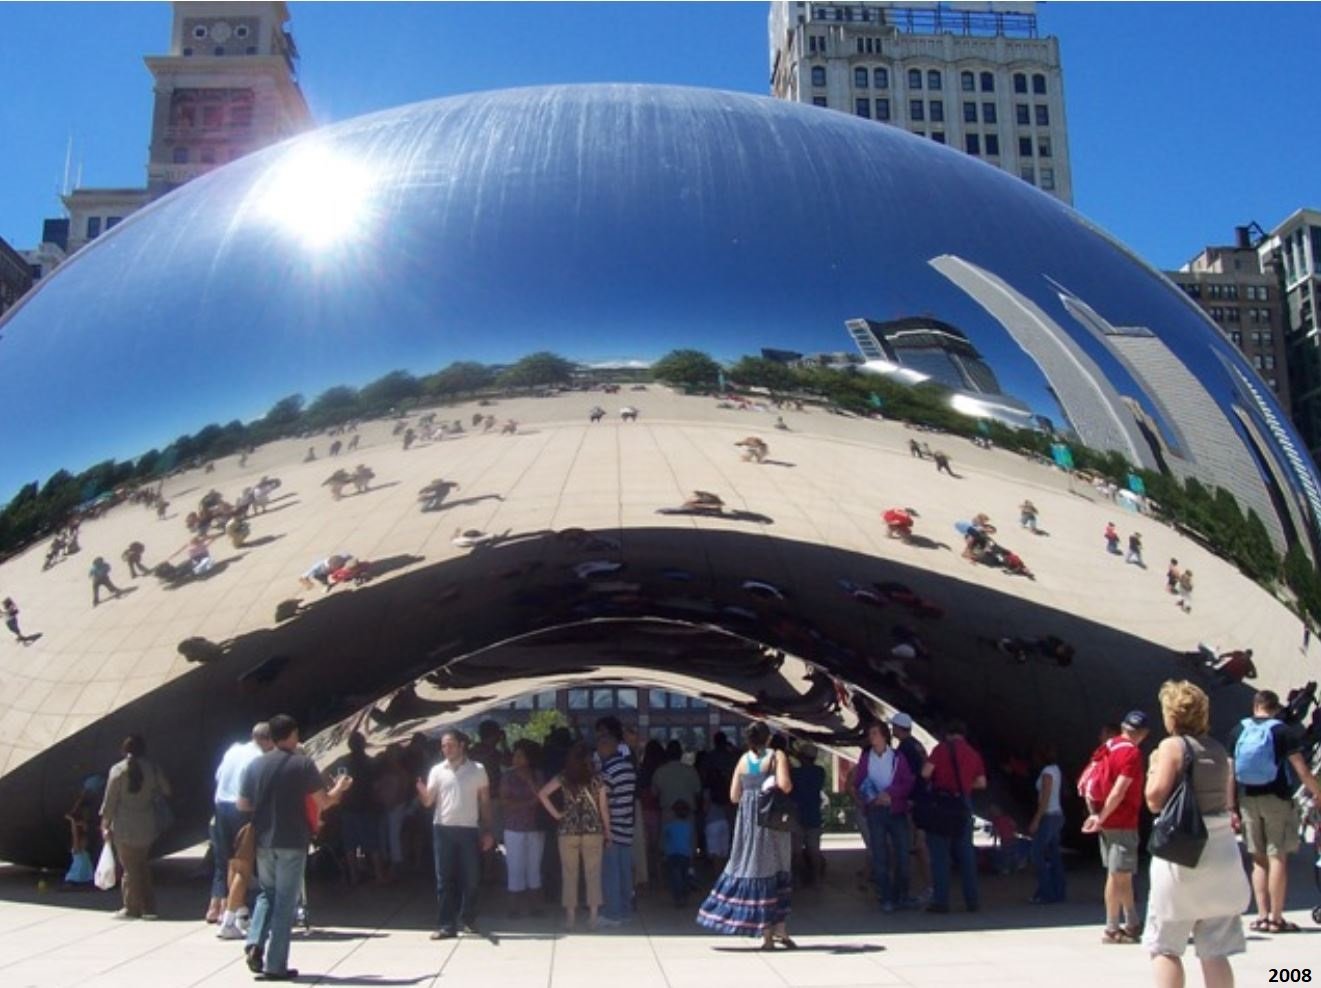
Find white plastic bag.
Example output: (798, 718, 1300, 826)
(93, 842, 117, 890)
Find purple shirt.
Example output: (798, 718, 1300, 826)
(500, 769, 543, 832)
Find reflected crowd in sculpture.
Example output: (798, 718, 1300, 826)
(1, 85, 1318, 866)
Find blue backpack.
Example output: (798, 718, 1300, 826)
(1233, 718, 1280, 786)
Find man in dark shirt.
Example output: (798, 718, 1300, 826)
(1228, 691, 1321, 933)
(238, 714, 351, 981)
(789, 742, 827, 885)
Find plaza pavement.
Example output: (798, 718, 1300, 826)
(2, 388, 1315, 779)
(1, 836, 1318, 987)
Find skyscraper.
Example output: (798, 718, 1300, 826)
(769, 1, 1073, 203)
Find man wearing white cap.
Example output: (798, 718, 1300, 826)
(890, 713, 931, 901)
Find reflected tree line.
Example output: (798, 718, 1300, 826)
(2, 347, 1318, 624)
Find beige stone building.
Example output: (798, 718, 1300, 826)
(61, 2, 311, 255)
(768, 1, 1073, 203)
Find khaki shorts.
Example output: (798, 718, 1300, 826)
(1099, 829, 1139, 873)
(1240, 794, 1300, 857)
(1143, 914, 1245, 959)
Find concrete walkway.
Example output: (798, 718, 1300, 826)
(2, 837, 1317, 987)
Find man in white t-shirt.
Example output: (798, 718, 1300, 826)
(416, 730, 494, 939)
(211, 722, 274, 938)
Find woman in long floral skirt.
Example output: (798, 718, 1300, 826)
(696, 722, 796, 949)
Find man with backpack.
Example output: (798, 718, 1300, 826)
(1228, 690, 1321, 934)
(1080, 711, 1148, 944)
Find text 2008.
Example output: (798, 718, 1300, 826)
(1268, 971, 1311, 983)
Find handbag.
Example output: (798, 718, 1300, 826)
(913, 740, 970, 838)
(1148, 737, 1207, 868)
(754, 753, 799, 832)
(93, 842, 118, 890)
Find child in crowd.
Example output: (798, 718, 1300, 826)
(663, 800, 695, 907)
(64, 788, 96, 886)
(988, 804, 1030, 875)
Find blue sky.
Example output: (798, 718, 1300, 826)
(1, 2, 1318, 271)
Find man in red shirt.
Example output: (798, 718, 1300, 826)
(1081, 710, 1149, 943)
(920, 720, 987, 913)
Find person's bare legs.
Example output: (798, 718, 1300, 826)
(1105, 872, 1136, 930)
(1249, 853, 1270, 921)
(1200, 958, 1234, 988)
(1152, 955, 1185, 988)
(1266, 855, 1289, 923)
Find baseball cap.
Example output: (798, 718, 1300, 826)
(1122, 710, 1148, 730)
(889, 712, 914, 730)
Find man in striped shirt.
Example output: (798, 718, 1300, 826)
(595, 716, 637, 926)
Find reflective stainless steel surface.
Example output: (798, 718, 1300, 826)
(0, 85, 1316, 865)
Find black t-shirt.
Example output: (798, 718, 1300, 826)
(240, 750, 325, 850)
(702, 748, 739, 807)
(340, 751, 377, 813)
(1227, 717, 1301, 800)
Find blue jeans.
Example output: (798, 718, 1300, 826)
(601, 841, 634, 921)
(210, 801, 248, 900)
(663, 854, 691, 904)
(245, 846, 306, 976)
(927, 814, 978, 910)
(1030, 812, 1066, 902)
(866, 806, 911, 905)
(432, 825, 480, 931)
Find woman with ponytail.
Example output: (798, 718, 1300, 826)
(100, 734, 171, 919)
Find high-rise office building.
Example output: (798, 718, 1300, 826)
(1165, 227, 1288, 409)
(60, 2, 311, 256)
(769, 1, 1072, 203)
(1257, 209, 1321, 467)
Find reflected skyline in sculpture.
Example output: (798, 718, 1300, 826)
(0, 85, 1318, 867)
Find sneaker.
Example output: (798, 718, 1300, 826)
(255, 969, 298, 982)
(141, 913, 159, 921)
(245, 945, 264, 974)
(216, 922, 244, 940)
(112, 909, 139, 920)
(429, 929, 456, 940)
(460, 923, 482, 937)
(293, 907, 308, 929)
(594, 916, 624, 929)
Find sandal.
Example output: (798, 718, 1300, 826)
(1101, 928, 1137, 944)
(1249, 917, 1272, 933)
(1122, 924, 1143, 941)
(776, 936, 799, 950)
(1267, 918, 1302, 933)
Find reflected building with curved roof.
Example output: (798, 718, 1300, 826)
(0, 84, 1316, 866)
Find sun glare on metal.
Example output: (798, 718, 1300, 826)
(254, 144, 376, 249)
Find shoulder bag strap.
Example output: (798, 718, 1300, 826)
(949, 740, 966, 804)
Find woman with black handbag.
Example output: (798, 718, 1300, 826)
(697, 722, 796, 949)
(1143, 680, 1249, 988)
(919, 720, 986, 914)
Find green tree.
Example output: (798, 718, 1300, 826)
(497, 352, 576, 389)
(425, 361, 496, 397)
(306, 385, 361, 427)
(358, 370, 421, 410)
(504, 708, 569, 745)
(652, 349, 722, 391)
(728, 356, 797, 392)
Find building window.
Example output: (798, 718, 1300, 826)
(1020, 165, 1035, 183)
(1264, 355, 1276, 370)
(182, 46, 193, 56)
(245, 45, 257, 55)
(927, 69, 942, 90)
(929, 100, 944, 122)
(811, 66, 826, 87)
(1016, 103, 1030, 125)
(1253, 355, 1264, 370)
(812, 96, 828, 107)
(535, 690, 557, 710)
(1225, 307, 1240, 322)
(1224, 285, 1239, 300)
(980, 71, 995, 92)
(1038, 136, 1052, 158)
(202, 105, 223, 127)
(1019, 136, 1032, 157)
(213, 46, 225, 56)
(592, 688, 614, 709)
(172, 146, 189, 164)
(965, 133, 980, 155)
(874, 67, 888, 88)
(192, 24, 208, 39)
(230, 103, 253, 127)
(1032, 73, 1047, 94)
(912, 129, 925, 138)
(908, 68, 922, 89)
(1040, 166, 1055, 190)
(961, 71, 975, 92)
(617, 689, 638, 710)
(963, 101, 977, 123)
(235, 24, 249, 39)
(856, 37, 865, 54)
(985, 134, 1000, 156)
(855, 98, 871, 118)
(1230, 331, 1243, 345)
(1014, 72, 1027, 93)
(569, 688, 589, 709)
(86, 216, 102, 239)
(105, 216, 122, 230)
(875, 98, 890, 120)
(982, 102, 997, 124)
(909, 99, 924, 121)
(1035, 104, 1050, 126)
(855, 67, 869, 88)
(932, 131, 946, 144)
